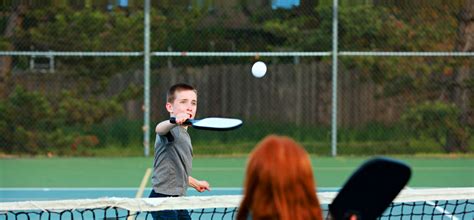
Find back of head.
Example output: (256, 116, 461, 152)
(237, 135, 323, 220)
(167, 83, 197, 103)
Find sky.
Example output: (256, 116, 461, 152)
(272, 0, 300, 9)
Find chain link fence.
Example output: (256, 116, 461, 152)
(0, 0, 472, 156)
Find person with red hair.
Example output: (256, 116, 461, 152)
(237, 135, 323, 220)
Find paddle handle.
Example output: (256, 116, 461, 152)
(169, 117, 193, 125)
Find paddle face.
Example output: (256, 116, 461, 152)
(170, 117, 243, 131)
(329, 157, 411, 220)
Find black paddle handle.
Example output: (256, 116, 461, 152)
(169, 117, 193, 125)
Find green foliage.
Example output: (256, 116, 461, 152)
(1, 86, 56, 153)
(0, 37, 10, 50)
(90, 117, 142, 148)
(0, 86, 137, 155)
(401, 101, 470, 152)
(57, 90, 123, 126)
(13, 7, 167, 83)
(16, 8, 164, 51)
(260, 6, 395, 52)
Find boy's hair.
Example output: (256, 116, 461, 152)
(167, 83, 197, 103)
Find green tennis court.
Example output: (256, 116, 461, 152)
(1, 156, 473, 188)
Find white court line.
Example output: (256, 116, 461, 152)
(135, 168, 152, 198)
(128, 168, 152, 220)
(406, 187, 459, 220)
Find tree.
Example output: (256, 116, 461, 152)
(1, 7, 146, 155)
(258, 2, 472, 152)
(0, 4, 27, 99)
(400, 0, 473, 152)
(445, 0, 473, 152)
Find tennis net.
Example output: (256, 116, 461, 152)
(1, 188, 473, 219)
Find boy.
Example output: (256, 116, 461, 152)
(149, 83, 210, 219)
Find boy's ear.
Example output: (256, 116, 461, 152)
(165, 102, 173, 113)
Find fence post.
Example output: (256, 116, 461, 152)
(331, 0, 339, 157)
(143, 0, 151, 157)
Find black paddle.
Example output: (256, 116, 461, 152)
(329, 157, 412, 220)
(170, 117, 243, 131)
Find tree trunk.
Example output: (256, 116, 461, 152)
(0, 45, 12, 99)
(0, 5, 25, 99)
(445, 0, 473, 152)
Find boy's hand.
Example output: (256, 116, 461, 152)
(189, 176, 211, 192)
(174, 113, 192, 125)
(193, 180, 210, 192)
(156, 112, 192, 134)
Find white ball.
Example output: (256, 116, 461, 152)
(251, 61, 267, 78)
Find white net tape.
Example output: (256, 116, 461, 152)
(1, 188, 472, 212)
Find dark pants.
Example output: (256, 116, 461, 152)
(148, 190, 191, 220)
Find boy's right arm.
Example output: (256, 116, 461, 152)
(155, 113, 191, 135)
(155, 120, 176, 135)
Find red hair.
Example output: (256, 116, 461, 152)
(237, 135, 323, 220)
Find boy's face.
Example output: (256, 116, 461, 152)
(166, 89, 197, 119)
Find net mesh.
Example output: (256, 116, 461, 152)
(1, 188, 473, 220)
